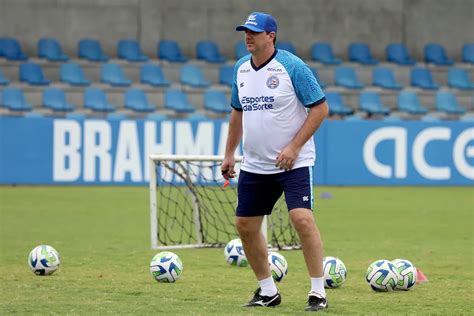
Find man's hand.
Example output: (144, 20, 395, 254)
(221, 157, 236, 180)
(275, 144, 300, 171)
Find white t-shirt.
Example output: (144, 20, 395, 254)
(231, 49, 326, 174)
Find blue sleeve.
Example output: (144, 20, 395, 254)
(231, 56, 250, 110)
(276, 51, 325, 107)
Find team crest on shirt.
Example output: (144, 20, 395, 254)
(266, 75, 279, 89)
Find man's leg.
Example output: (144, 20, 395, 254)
(235, 215, 271, 279)
(289, 208, 323, 277)
(290, 208, 328, 311)
(236, 216, 281, 307)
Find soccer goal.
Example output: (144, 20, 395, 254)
(149, 154, 300, 250)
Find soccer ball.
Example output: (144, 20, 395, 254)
(323, 256, 347, 288)
(224, 239, 248, 267)
(366, 259, 399, 292)
(28, 245, 60, 275)
(268, 252, 288, 282)
(392, 258, 417, 290)
(150, 251, 183, 283)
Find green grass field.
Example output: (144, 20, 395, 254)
(1, 186, 473, 315)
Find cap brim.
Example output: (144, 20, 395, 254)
(235, 25, 265, 32)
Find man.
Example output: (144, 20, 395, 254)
(221, 12, 330, 312)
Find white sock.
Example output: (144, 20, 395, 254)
(258, 276, 278, 297)
(310, 277, 326, 298)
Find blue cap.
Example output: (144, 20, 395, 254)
(236, 12, 277, 33)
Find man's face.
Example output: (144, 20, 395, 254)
(244, 29, 274, 54)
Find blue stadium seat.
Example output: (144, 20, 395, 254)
(19, 63, 50, 85)
(435, 91, 466, 114)
(359, 92, 390, 115)
(117, 39, 149, 62)
(60, 63, 91, 86)
(311, 42, 341, 65)
(38, 38, 69, 62)
(372, 67, 402, 90)
(325, 92, 354, 116)
(43, 88, 75, 112)
(84, 88, 116, 112)
(448, 68, 474, 90)
(348, 43, 379, 65)
(101, 64, 132, 86)
(410, 68, 439, 90)
(397, 91, 428, 114)
(180, 64, 211, 88)
(187, 113, 209, 121)
(1, 38, 28, 60)
(196, 40, 227, 63)
(310, 67, 326, 89)
(204, 90, 230, 114)
(124, 88, 156, 112)
(386, 43, 416, 65)
(276, 42, 296, 55)
(158, 40, 188, 63)
(335, 66, 364, 89)
(140, 64, 170, 87)
(146, 112, 168, 121)
(1, 88, 32, 111)
(462, 43, 474, 64)
(0, 38, 5, 57)
(424, 43, 454, 65)
(164, 89, 195, 113)
(0, 68, 9, 85)
(78, 39, 109, 62)
(219, 65, 233, 87)
(234, 41, 248, 59)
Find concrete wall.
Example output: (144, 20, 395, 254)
(1, 0, 473, 60)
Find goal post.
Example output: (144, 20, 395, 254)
(149, 154, 299, 250)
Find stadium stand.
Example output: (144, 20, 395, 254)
(84, 88, 117, 113)
(424, 43, 454, 65)
(78, 39, 109, 62)
(386, 43, 416, 65)
(124, 88, 156, 112)
(140, 64, 171, 87)
(101, 63, 132, 86)
(462, 43, 474, 63)
(19, 63, 50, 85)
(311, 42, 342, 65)
(435, 91, 466, 114)
(38, 38, 69, 62)
(180, 64, 211, 88)
(218, 65, 233, 87)
(158, 40, 188, 63)
(203, 90, 230, 114)
(276, 42, 297, 55)
(1, 88, 33, 111)
(146, 112, 168, 121)
(0, 38, 28, 60)
(117, 39, 149, 62)
(447, 67, 474, 90)
(410, 68, 439, 89)
(164, 89, 195, 113)
(234, 41, 248, 60)
(0, 69, 9, 85)
(359, 91, 390, 115)
(325, 92, 354, 116)
(372, 67, 402, 90)
(397, 91, 428, 114)
(60, 63, 91, 86)
(335, 66, 364, 89)
(42, 88, 75, 112)
(348, 43, 379, 65)
(196, 40, 227, 63)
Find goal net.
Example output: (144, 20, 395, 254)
(149, 154, 300, 250)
